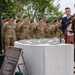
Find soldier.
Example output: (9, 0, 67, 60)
(3, 16, 16, 53)
(58, 18, 64, 38)
(1, 17, 6, 24)
(55, 25, 63, 38)
(54, 19, 64, 38)
(58, 18, 62, 26)
(1, 17, 7, 51)
(29, 20, 36, 39)
(50, 24, 56, 38)
(35, 18, 46, 39)
(52, 19, 63, 38)
(19, 16, 30, 40)
(16, 19, 21, 41)
(43, 18, 46, 24)
(45, 21, 53, 38)
(53, 20, 58, 25)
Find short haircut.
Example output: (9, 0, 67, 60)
(2, 17, 6, 20)
(65, 7, 70, 10)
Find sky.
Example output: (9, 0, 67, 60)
(55, 0, 75, 15)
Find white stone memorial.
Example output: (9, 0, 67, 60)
(14, 38, 74, 75)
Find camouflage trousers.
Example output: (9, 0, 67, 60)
(16, 33, 20, 41)
(5, 37, 16, 53)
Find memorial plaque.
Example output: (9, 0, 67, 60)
(0, 47, 22, 75)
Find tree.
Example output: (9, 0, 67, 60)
(12, 0, 63, 21)
(0, 0, 15, 17)
(0, 0, 63, 21)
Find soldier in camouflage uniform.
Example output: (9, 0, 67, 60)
(45, 21, 53, 38)
(16, 19, 21, 41)
(54, 24, 62, 38)
(29, 20, 36, 39)
(51, 20, 59, 37)
(58, 18, 64, 38)
(19, 16, 30, 40)
(49, 24, 56, 38)
(1, 17, 7, 51)
(53, 19, 64, 38)
(35, 18, 46, 39)
(2, 16, 16, 52)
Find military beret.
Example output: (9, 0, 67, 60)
(30, 21, 34, 23)
(53, 20, 58, 23)
(16, 20, 20, 23)
(9, 16, 13, 19)
(39, 17, 43, 21)
(58, 18, 62, 21)
(46, 20, 50, 23)
(23, 16, 28, 19)
(1, 17, 6, 20)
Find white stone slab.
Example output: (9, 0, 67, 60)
(15, 41, 74, 75)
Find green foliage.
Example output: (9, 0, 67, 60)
(0, 0, 15, 18)
(0, 0, 63, 21)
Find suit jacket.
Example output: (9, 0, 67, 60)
(60, 16, 71, 32)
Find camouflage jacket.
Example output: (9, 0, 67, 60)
(3, 22, 16, 38)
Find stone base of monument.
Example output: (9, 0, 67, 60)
(15, 39, 74, 75)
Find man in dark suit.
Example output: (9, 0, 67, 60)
(61, 7, 72, 33)
(60, 7, 72, 43)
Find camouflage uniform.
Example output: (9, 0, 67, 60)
(3, 22, 16, 52)
(16, 24, 21, 41)
(2, 23, 5, 51)
(35, 23, 46, 39)
(52, 24, 59, 37)
(45, 24, 53, 38)
(54, 24, 63, 38)
(29, 23, 36, 39)
(19, 22, 30, 40)
(50, 25, 56, 38)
